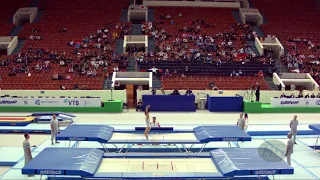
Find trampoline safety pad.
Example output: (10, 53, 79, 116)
(111, 133, 197, 141)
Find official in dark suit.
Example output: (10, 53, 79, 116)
(255, 82, 260, 102)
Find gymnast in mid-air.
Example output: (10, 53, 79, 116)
(144, 105, 151, 139)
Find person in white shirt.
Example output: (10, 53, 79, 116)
(113, 66, 119, 72)
(149, 66, 158, 73)
(23, 133, 32, 166)
(290, 115, 298, 144)
(290, 83, 296, 91)
(244, 113, 249, 132)
(285, 133, 294, 165)
(150, 117, 161, 128)
(237, 113, 245, 131)
(50, 114, 59, 145)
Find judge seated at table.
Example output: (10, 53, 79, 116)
(171, 89, 180, 95)
(296, 91, 303, 98)
(305, 93, 310, 98)
(311, 93, 316, 98)
(280, 93, 287, 98)
(317, 93, 320, 98)
(185, 88, 193, 96)
(289, 93, 295, 98)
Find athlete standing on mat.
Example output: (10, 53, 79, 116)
(144, 105, 151, 139)
(23, 133, 32, 166)
(290, 115, 298, 144)
(237, 113, 245, 131)
(50, 114, 60, 145)
(285, 132, 294, 165)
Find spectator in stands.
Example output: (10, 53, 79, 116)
(184, 66, 190, 74)
(68, 66, 74, 73)
(73, 83, 79, 90)
(305, 93, 310, 98)
(149, 66, 158, 74)
(66, 75, 71, 80)
(25, 67, 30, 74)
(136, 99, 143, 112)
(92, 69, 97, 76)
(173, 69, 178, 77)
(87, 69, 93, 76)
(230, 71, 239, 77)
(178, 12, 183, 18)
(138, 85, 143, 90)
(181, 74, 187, 78)
(52, 73, 58, 80)
(311, 93, 316, 98)
(166, 14, 172, 19)
(290, 83, 296, 91)
(164, 69, 170, 77)
(113, 66, 119, 72)
(60, 84, 66, 90)
(212, 85, 218, 90)
(59, 60, 66, 66)
(185, 88, 193, 96)
(257, 70, 264, 77)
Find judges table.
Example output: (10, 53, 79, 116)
(142, 95, 196, 111)
(271, 98, 320, 107)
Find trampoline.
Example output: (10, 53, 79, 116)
(309, 124, 320, 149)
(22, 148, 294, 179)
(28, 112, 75, 123)
(56, 124, 252, 152)
(0, 117, 35, 126)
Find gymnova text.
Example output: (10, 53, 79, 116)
(280, 101, 299, 104)
(40, 170, 63, 175)
(254, 170, 277, 175)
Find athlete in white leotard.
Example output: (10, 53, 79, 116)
(144, 105, 151, 139)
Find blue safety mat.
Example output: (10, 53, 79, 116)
(194, 126, 252, 143)
(309, 124, 320, 133)
(210, 148, 294, 177)
(56, 124, 114, 142)
(22, 148, 104, 176)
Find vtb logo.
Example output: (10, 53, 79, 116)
(68, 100, 79, 105)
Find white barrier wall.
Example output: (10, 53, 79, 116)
(137, 90, 306, 104)
(0, 90, 127, 103)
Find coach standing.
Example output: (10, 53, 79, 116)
(23, 133, 32, 166)
(50, 114, 60, 145)
(290, 115, 299, 144)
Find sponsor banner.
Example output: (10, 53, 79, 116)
(0, 98, 101, 107)
(271, 98, 320, 107)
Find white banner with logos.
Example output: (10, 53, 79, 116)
(271, 98, 320, 107)
(0, 97, 101, 107)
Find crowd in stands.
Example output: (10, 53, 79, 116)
(136, 11, 276, 79)
(280, 92, 320, 98)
